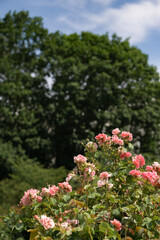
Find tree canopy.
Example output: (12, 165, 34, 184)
(0, 11, 160, 172)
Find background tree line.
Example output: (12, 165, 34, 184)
(0, 11, 160, 211)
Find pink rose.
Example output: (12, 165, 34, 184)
(39, 215, 55, 230)
(58, 182, 72, 193)
(146, 165, 153, 171)
(129, 169, 141, 177)
(95, 133, 110, 145)
(20, 189, 39, 206)
(110, 219, 122, 231)
(66, 173, 75, 182)
(112, 135, 124, 145)
(121, 131, 133, 141)
(120, 152, 132, 159)
(112, 128, 120, 135)
(86, 141, 98, 152)
(132, 155, 145, 169)
(100, 171, 111, 179)
(74, 154, 87, 164)
(141, 171, 159, 186)
(97, 179, 107, 187)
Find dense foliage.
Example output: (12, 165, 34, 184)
(0, 11, 160, 171)
(0, 11, 160, 212)
(0, 129, 159, 239)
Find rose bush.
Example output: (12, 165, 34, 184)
(1, 128, 160, 240)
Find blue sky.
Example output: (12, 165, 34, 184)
(1, 0, 160, 73)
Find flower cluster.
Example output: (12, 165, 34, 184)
(36, 215, 55, 230)
(20, 189, 42, 206)
(132, 154, 145, 169)
(17, 128, 160, 240)
(129, 161, 160, 186)
(41, 185, 59, 197)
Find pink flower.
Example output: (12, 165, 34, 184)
(152, 162, 160, 171)
(95, 133, 108, 144)
(58, 182, 72, 193)
(20, 189, 39, 206)
(97, 179, 107, 187)
(84, 167, 96, 181)
(132, 155, 145, 169)
(110, 219, 122, 231)
(146, 165, 153, 171)
(67, 219, 79, 226)
(141, 171, 159, 185)
(100, 172, 111, 179)
(41, 185, 59, 197)
(121, 131, 133, 141)
(39, 215, 55, 230)
(86, 141, 98, 152)
(34, 215, 39, 220)
(112, 128, 120, 135)
(37, 196, 42, 202)
(112, 135, 124, 145)
(120, 152, 132, 159)
(74, 154, 87, 164)
(49, 185, 59, 196)
(66, 173, 75, 182)
(129, 169, 141, 177)
(41, 187, 50, 196)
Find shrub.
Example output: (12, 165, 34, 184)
(1, 128, 160, 240)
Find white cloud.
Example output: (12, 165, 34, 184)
(56, 0, 160, 44)
(29, 0, 160, 44)
(106, 0, 160, 43)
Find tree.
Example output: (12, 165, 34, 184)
(0, 11, 159, 171)
(0, 11, 52, 166)
(43, 32, 160, 168)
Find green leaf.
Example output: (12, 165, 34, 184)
(50, 198, 57, 205)
(128, 143, 134, 149)
(15, 222, 24, 231)
(63, 195, 70, 202)
(99, 222, 110, 234)
(112, 208, 120, 217)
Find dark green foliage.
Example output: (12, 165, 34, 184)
(0, 156, 67, 213)
(0, 11, 52, 166)
(45, 32, 160, 167)
(0, 11, 160, 171)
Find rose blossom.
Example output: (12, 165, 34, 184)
(41, 187, 50, 196)
(67, 219, 79, 226)
(121, 131, 133, 141)
(141, 171, 159, 185)
(120, 152, 132, 159)
(20, 189, 39, 206)
(146, 165, 153, 171)
(74, 154, 87, 164)
(39, 215, 55, 230)
(49, 185, 59, 196)
(86, 141, 98, 152)
(84, 167, 96, 181)
(112, 128, 120, 135)
(95, 133, 110, 145)
(152, 162, 160, 172)
(58, 182, 72, 193)
(97, 179, 107, 187)
(132, 155, 145, 169)
(129, 169, 141, 177)
(41, 185, 59, 197)
(112, 135, 124, 145)
(100, 171, 111, 179)
(66, 173, 75, 182)
(110, 219, 122, 231)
